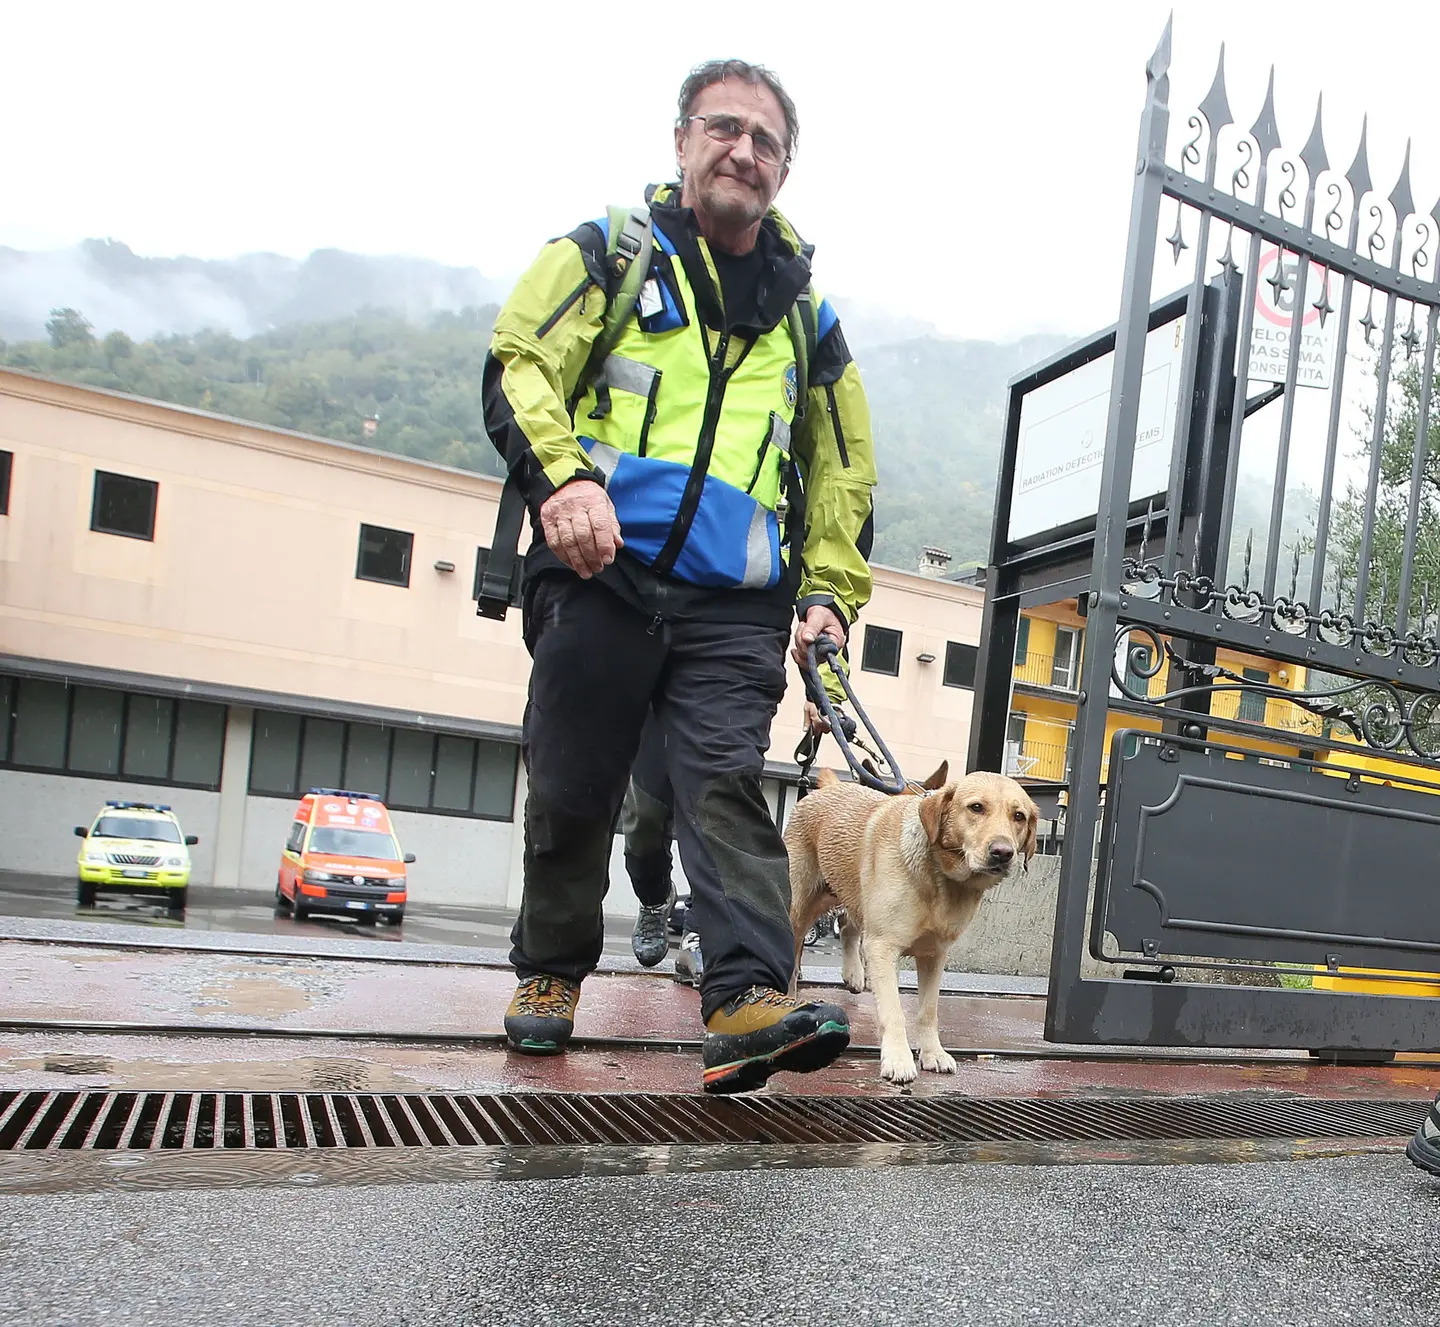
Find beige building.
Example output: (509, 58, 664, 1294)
(0, 369, 985, 915)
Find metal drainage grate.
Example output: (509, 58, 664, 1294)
(0, 1090, 1424, 1153)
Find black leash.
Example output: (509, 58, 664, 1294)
(802, 637, 907, 795)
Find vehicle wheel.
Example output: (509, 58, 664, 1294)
(274, 878, 290, 913)
(77, 880, 96, 909)
(167, 887, 188, 915)
(387, 909, 405, 926)
(292, 898, 309, 922)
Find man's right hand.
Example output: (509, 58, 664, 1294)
(539, 480, 624, 579)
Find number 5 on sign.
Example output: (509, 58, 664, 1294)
(1247, 246, 1341, 390)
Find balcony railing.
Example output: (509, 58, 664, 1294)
(1014, 650, 1174, 700)
(1013, 650, 1080, 692)
(1003, 739, 1070, 781)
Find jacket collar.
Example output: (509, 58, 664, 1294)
(646, 183, 812, 335)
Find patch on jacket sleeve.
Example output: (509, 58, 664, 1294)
(783, 361, 799, 410)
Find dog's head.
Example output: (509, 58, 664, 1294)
(917, 771, 1040, 883)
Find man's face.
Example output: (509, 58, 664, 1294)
(675, 77, 790, 233)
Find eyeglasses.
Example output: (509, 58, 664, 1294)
(684, 114, 789, 167)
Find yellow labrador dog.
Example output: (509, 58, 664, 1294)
(786, 769, 1039, 1084)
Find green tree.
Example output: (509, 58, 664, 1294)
(102, 330, 134, 370)
(45, 307, 94, 350)
(1326, 358, 1440, 626)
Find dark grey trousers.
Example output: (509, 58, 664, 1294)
(511, 574, 794, 1020)
(619, 715, 676, 910)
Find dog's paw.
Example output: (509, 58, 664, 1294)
(919, 1044, 958, 1075)
(841, 966, 865, 995)
(880, 1045, 917, 1084)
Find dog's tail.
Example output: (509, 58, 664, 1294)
(816, 767, 841, 789)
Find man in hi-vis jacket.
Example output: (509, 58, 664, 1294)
(483, 58, 876, 1094)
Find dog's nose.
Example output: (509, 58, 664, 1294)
(986, 840, 1015, 867)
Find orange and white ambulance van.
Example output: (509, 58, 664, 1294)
(275, 788, 414, 924)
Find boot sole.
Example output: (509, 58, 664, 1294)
(1406, 1133, 1440, 1176)
(506, 1036, 568, 1056)
(702, 1020, 850, 1095)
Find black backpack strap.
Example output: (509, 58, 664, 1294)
(476, 475, 527, 621)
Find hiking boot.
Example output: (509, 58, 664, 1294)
(1406, 1093, 1440, 1176)
(504, 974, 580, 1055)
(631, 890, 675, 968)
(702, 987, 850, 1095)
(674, 930, 704, 987)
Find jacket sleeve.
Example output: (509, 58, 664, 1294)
(483, 228, 609, 513)
(792, 299, 877, 628)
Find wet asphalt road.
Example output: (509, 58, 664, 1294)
(0, 872, 849, 966)
(3, 1154, 1440, 1325)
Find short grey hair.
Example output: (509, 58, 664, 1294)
(677, 59, 798, 159)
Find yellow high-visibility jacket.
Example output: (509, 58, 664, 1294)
(483, 184, 876, 633)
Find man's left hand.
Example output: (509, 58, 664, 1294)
(802, 700, 831, 734)
(792, 604, 847, 668)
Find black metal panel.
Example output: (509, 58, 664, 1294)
(1099, 731, 1440, 968)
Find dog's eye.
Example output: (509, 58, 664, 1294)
(967, 802, 985, 814)
(1013, 810, 1027, 823)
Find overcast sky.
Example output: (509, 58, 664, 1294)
(6, 0, 1440, 343)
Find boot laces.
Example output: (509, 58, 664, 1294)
(731, 987, 802, 1014)
(512, 975, 577, 1017)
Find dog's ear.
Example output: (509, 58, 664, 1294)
(816, 767, 841, 789)
(861, 757, 880, 779)
(921, 760, 949, 791)
(1021, 799, 1040, 866)
(918, 785, 956, 844)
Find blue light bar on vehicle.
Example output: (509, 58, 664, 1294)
(104, 801, 172, 812)
(307, 788, 382, 802)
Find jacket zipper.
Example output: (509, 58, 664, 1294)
(652, 329, 745, 576)
(825, 383, 851, 468)
(745, 414, 778, 495)
(637, 370, 662, 457)
(535, 278, 592, 339)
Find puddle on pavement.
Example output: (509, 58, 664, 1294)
(192, 958, 332, 1018)
(11, 1051, 423, 1092)
(0, 1134, 1405, 1196)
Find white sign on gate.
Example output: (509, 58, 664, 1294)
(1247, 246, 1340, 389)
(1008, 317, 1185, 542)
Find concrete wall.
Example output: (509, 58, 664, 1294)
(0, 371, 533, 731)
(946, 856, 1061, 978)
(0, 768, 221, 882)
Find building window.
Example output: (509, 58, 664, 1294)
(0, 450, 11, 515)
(1238, 668, 1270, 723)
(0, 675, 224, 789)
(356, 524, 413, 587)
(943, 642, 978, 689)
(474, 546, 523, 608)
(91, 471, 158, 541)
(248, 709, 518, 820)
(1051, 626, 1082, 690)
(861, 625, 902, 676)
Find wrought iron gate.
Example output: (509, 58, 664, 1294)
(970, 22, 1440, 1051)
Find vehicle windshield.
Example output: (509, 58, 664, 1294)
(307, 827, 399, 860)
(92, 815, 182, 843)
